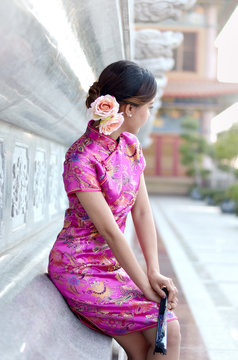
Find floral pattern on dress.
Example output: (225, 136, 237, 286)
(48, 120, 177, 336)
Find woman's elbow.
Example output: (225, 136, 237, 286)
(97, 223, 121, 244)
(132, 205, 150, 220)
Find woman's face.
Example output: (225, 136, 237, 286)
(123, 99, 154, 134)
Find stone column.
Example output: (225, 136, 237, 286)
(134, 20, 182, 144)
(133, 0, 196, 146)
(135, 30, 184, 146)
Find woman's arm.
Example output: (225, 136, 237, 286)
(131, 174, 178, 306)
(76, 191, 161, 303)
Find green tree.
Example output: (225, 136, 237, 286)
(226, 182, 238, 215)
(179, 117, 211, 186)
(214, 124, 238, 178)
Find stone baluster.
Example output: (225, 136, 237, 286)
(134, 0, 196, 146)
(134, 0, 196, 23)
(135, 29, 183, 146)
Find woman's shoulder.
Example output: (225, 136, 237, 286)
(65, 133, 95, 161)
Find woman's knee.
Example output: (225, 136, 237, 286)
(167, 319, 181, 347)
(113, 332, 149, 360)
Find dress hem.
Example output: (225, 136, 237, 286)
(75, 311, 178, 337)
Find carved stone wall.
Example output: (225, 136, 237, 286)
(0, 120, 67, 253)
(0, 11, 132, 359)
(11, 144, 29, 231)
(33, 149, 47, 221)
(0, 0, 131, 256)
(0, 2, 129, 358)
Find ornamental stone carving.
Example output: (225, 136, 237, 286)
(136, 57, 174, 76)
(11, 144, 29, 229)
(33, 149, 47, 221)
(134, 0, 196, 23)
(135, 29, 183, 83)
(135, 30, 183, 60)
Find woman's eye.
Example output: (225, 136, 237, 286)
(149, 106, 153, 110)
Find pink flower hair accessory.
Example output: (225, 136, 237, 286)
(90, 95, 124, 135)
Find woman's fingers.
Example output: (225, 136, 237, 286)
(167, 296, 179, 311)
(148, 272, 178, 303)
(165, 279, 178, 302)
(156, 286, 168, 299)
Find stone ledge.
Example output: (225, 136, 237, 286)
(0, 273, 112, 360)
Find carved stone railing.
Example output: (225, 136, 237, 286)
(135, 29, 183, 74)
(135, 29, 184, 60)
(0, 120, 66, 253)
(134, 0, 196, 146)
(135, 30, 184, 145)
(134, 0, 196, 23)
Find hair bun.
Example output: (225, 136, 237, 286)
(86, 81, 101, 108)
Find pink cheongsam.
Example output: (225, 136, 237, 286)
(48, 120, 177, 336)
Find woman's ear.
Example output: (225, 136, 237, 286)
(122, 104, 133, 117)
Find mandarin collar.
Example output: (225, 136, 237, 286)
(86, 120, 120, 152)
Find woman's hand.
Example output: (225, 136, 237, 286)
(148, 270, 178, 310)
(142, 283, 162, 303)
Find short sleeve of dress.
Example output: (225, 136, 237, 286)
(63, 153, 101, 195)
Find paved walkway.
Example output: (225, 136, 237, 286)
(150, 195, 238, 360)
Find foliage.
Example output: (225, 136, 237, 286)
(214, 125, 238, 161)
(199, 187, 227, 204)
(233, 169, 238, 179)
(200, 168, 211, 179)
(179, 116, 211, 186)
(214, 125, 238, 179)
(226, 182, 238, 215)
(212, 191, 230, 204)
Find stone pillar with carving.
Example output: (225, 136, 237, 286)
(133, 0, 196, 146)
(134, 0, 196, 23)
(135, 29, 184, 146)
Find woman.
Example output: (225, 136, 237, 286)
(48, 60, 181, 360)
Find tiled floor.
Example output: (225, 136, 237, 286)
(157, 230, 210, 360)
(123, 195, 238, 359)
(132, 228, 210, 360)
(150, 195, 238, 360)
